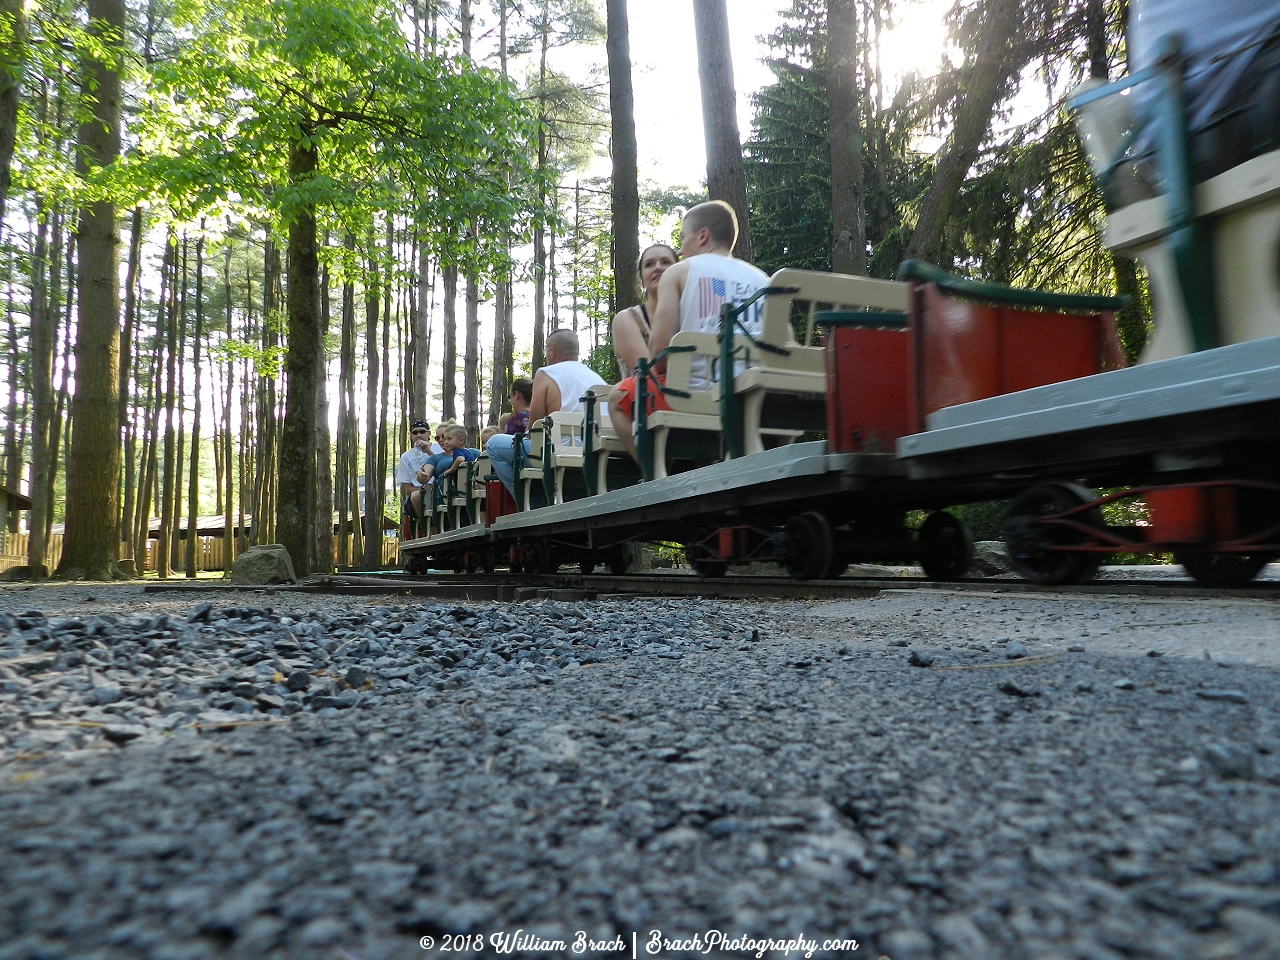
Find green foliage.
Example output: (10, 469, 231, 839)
(744, 1, 929, 280)
(130, 0, 542, 274)
(949, 500, 1008, 542)
(745, 0, 1153, 361)
(584, 336, 615, 383)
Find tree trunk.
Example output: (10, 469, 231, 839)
(904, 0, 1024, 265)
(169, 235, 189, 572)
(463, 269, 480, 438)
(277, 132, 322, 576)
(362, 243, 382, 569)
(828, 0, 866, 275)
(488, 0, 513, 420)
(412, 232, 430, 418)
(692, 0, 753, 262)
(607, 0, 641, 312)
(47, 230, 75, 547)
(337, 233, 356, 568)
(26, 202, 53, 574)
(58, 0, 124, 579)
(315, 237, 334, 574)
(0, 0, 27, 219)
(441, 262, 457, 419)
(489, 272, 510, 423)
(184, 230, 204, 577)
(221, 237, 234, 575)
(133, 304, 162, 570)
(533, 2, 550, 370)
(117, 207, 143, 549)
(378, 229, 391, 517)
(3, 242, 18, 521)
(157, 233, 178, 578)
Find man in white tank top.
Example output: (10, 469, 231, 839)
(486, 328, 604, 498)
(608, 200, 769, 459)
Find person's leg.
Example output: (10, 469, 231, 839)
(486, 434, 518, 493)
(609, 380, 638, 462)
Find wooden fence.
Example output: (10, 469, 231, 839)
(0, 532, 398, 574)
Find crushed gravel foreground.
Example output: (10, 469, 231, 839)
(1, 582, 1279, 960)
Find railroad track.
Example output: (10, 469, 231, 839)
(142, 570, 1280, 602)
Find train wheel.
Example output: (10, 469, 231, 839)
(481, 549, 496, 575)
(525, 540, 556, 575)
(686, 529, 727, 578)
(1004, 484, 1104, 585)
(780, 512, 835, 581)
(824, 560, 849, 579)
(579, 559, 598, 575)
(402, 553, 422, 575)
(1174, 552, 1269, 587)
(608, 545, 632, 576)
(918, 511, 974, 580)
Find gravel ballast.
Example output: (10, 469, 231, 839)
(1, 583, 1279, 960)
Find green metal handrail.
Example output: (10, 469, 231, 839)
(898, 260, 1129, 313)
(718, 285, 802, 460)
(634, 343, 696, 482)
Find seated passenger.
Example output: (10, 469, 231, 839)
(486, 329, 605, 497)
(480, 424, 500, 447)
(400, 419, 444, 523)
(609, 201, 769, 462)
(418, 424, 479, 487)
(612, 243, 677, 378)
(504, 378, 533, 435)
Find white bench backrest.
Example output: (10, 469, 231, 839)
(764, 268, 909, 347)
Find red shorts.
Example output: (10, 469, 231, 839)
(613, 372, 672, 420)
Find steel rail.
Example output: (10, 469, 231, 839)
(141, 571, 1280, 603)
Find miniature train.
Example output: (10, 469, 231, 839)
(401, 0, 1280, 588)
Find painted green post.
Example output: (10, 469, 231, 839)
(511, 429, 527, 511)
(581, 394, 598, 497)
(1155, 36, 1220, 352)
(718, 301, 745, 460)
(634, 358, 654, 482)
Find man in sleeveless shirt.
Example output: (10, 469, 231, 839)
(608, 200, 769, 461)
(486, 328, 605, 500)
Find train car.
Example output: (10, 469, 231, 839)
(401, 0, 1280, 588)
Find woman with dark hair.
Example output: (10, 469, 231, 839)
(504, 378, 533, 435)
(611, 243, 677, 378)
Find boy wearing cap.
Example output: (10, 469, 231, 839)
(398, 420, 443, 522)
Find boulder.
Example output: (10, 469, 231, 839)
(231, 544, 297, 585)
(967, 540, 1014, 577)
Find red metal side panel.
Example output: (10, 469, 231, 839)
(915, 287, 1000, 424)
(825, 326, 912, 453)
(1147, 487, 1209, 543)
(908, 281, 1125, 431)
(486, 480, 518, 522)
(997, 307, 1104, 394)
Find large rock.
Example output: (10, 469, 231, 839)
(967, 540, 1014, 577)
(231, 544, 297, 585)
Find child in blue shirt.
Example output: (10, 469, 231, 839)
(416, 424, 479, 486)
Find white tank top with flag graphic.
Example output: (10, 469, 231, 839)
(678, 253, 770, 391)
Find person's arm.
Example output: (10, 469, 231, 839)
(647, 262, 688, 375)
(529, 370, 561, 422)
(611, 308, 649, 375)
